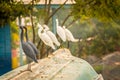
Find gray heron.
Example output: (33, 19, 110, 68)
(23, 26, 39, 56)
(20, 26, 38, 72)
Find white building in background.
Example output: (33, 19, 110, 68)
(16, 0, 75, 4)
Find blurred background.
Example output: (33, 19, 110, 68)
(0, 0, 120, 80)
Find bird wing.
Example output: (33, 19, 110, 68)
(46, 31, 60, 46)
(28, 41, 39, 55)
(22, 42, 38, 63)
(64, 28, 74, 41)
(40, 32, 55, 49)
(57, 26, 66, 42)
(64, 28, 76, 41)
(65, 29, 79, 42)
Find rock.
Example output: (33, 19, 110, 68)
(0, 48, 103, 80)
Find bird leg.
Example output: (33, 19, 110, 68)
(20, 63, 32, 73)
(27, 63, 32, 72)
(59, 41, 66, 52)
(67, 41, 70, 49)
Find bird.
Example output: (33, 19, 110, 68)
(63, 26, 79, 42)
(56, 19, 66, 42)
(43, 24, 60, 46)
(23, 26, 39, 56)
(37, 24, 56, 50)
(20, 26, 38, 72)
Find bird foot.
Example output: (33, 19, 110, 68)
(48, 53, 55, 58)
(51, 53, 55, 56)
(20, 69, 32, 73)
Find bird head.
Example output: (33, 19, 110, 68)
(37, 23, 43, 29)
(23, 26, 27, 29)
(56, 19, 58, 23)
(56, 19, 59, 27)
(19, 26, 24, 35)
(37, 23, 44, 33)
(19, 26, 24, 29)
(19, 26, 22, 29)
(43, 24, 49, 31)
(63, 26, 66, 29)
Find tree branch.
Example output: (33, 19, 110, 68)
(67, 18, 80, 28)
(37, 39, 41, 48)
(44, 0, 47, 12)
(31, 0, 35, 43)
(47, 0, 52, 15)
(61, 12, 72, 27)
(37, 0, 68, 52)
(44, 0, 52, 24)
(45, 0, 68, 24)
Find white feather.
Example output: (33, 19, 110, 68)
(38, 25, 55, 49)
(56, 19, 66, 42)
(43, 25, 60, 46)
(63, 26, 79, 42)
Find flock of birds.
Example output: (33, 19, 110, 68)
(19, 19, 79, 71)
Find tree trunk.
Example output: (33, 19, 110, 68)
(31, 0, 35, 43)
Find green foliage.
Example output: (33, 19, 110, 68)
(0, 1, 30, 26)
(68, 18, 120, 57)
(84, 21, 120, 56)
(93, 65, 103, 73)
(72, 0, 120, 24)
(70, 0, 120, 56)
(35, 8, 47, 24)
(10, 22, 19, 49)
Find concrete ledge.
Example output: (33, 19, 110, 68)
(0, 48, 103, 80)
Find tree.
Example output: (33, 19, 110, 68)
(72, 0, 120, 24)
(10, 22, 19, 49)
(34, 0, 73, 58)
(0, 0, 30, 26)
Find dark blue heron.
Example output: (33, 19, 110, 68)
(23, 26, 39, 56)
(20, 26, 38, 72)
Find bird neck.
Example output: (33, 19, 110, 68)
(56, 19, 59, 27)
(38, 29, 42, 36)
(44, 27, 49, 31)
(24, 27, 29, 41)
(20, 28, 24, 42)
(39, 28, 44, 33)
(63, 26, 66, 29)
(44, 27, 48, 32)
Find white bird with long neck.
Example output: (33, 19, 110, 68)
(63, 26, 79, 42)
(56, 19, 66, 42)
(37, 23, 56, 50)
(43, 24, 60, 46)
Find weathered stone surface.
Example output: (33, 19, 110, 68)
(0, 48, 103, 80)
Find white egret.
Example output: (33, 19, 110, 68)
(63, 26, 79, 42)
(38, 24, 56, 50)
(56, 19, 66, 42)
(43, 24, 60, 46)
